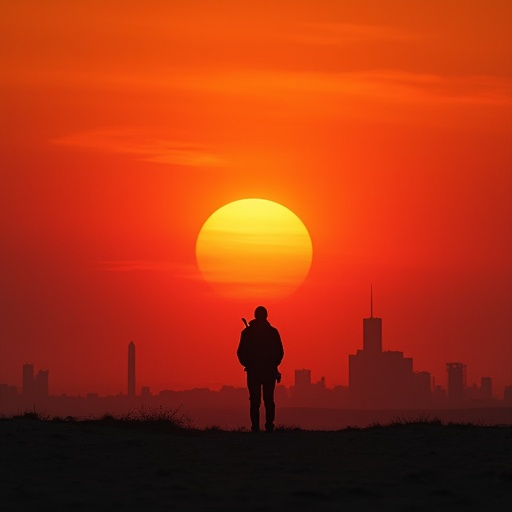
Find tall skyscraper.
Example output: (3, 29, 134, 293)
(349, 290, 431, 408)
(363, 287, 382, 353)
(128, 341, 136, 398)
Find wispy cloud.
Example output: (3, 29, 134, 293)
(177, 69, 512, 107)
(96, 260, 174, 272)
(40, 63, 511, 113)
(54, 128, 221, 167)
(289, 22, 421, 45)
(96, 261, 203, 281)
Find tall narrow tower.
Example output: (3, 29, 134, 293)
(363, 287, 382, 353)
(128, 341, 136, 398)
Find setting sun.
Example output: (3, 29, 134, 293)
(196, 199, 313, 300)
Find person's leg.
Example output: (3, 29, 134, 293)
(247, 373, 262, 431)
(262, 375, 276, 431)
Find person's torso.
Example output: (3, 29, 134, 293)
(243, 324, 280, 369)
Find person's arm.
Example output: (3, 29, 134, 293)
(237, 330, 249, 368)
(274, 329, 284, 366)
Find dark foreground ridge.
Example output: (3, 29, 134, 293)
(1, 414, 511, 511)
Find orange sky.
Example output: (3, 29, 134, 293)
(1, 0, 511, 397)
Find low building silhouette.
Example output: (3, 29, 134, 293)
(0, 384, 18, 399)
(291, 369, 328, 406)
(446, 362, 466, 402)
(22, 363, 49, 408)
(480, 377, 492, 401)
(35, 370, 49, 400)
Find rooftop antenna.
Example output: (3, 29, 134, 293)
(370, 285, 373, 318)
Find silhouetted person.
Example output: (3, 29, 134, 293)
(237, 306, 284, 432)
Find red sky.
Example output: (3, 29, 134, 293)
(1, 0, 511, 397)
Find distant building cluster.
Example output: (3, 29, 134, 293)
(22, 363, 49, 405)
(1, 296, 511, 417)
(345, 295, 485, 408)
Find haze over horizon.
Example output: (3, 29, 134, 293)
(1, 1, 511, 397)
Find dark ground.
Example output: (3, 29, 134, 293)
(1, 418, 511, 511)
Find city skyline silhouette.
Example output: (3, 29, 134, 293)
(2, 294, 510, 429)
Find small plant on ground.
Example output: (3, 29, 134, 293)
(204, 425, 223, 431)
(274, 424, 303, 432)
(91, 405, 192, 431)
(389, 415, 443, 427)
(12, 410, 50, 421)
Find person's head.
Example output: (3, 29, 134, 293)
(254, 306, 268, 320)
